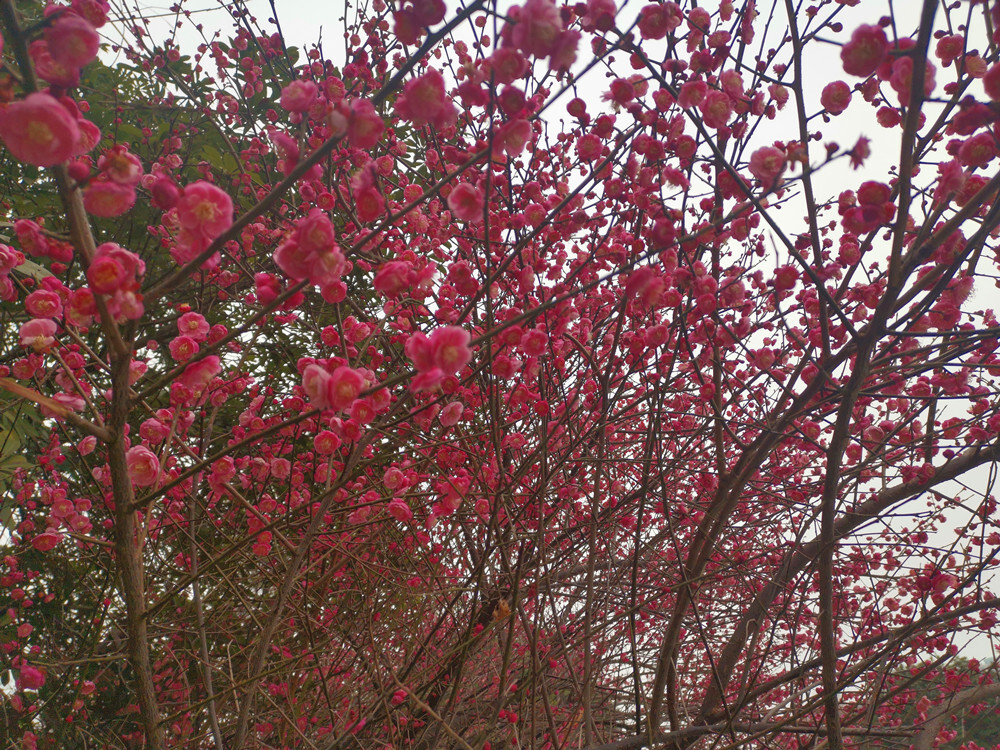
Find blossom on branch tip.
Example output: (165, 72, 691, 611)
(169, 336, 199, 362)
(429, 326, 472, 373)
(71, 0, 110, 28)
(447, 183, 485, 223)
(174, 180, 234, 257)
(506, 0, 562, 58)
(178, 356, 221, 396)
(638, 2, 682, 39)
(98, 145, 144, 185)
(24, 290, 62, 319)
(150, 175, 180, 210)
(126, 446, 160, 488)
(820, 81, 852, 115)
(31, 531, 62, 552)
(45, 12, 100, 71)
(280, 80, 318, 112)
(273, 209, 346, 285)
(31, 40, 80, 87)
(840, 24, 889, 78)
(177, 312, 210, 341)
(395, 70, 457, 129)
(388, 497, 414, 522)
(344, 98, 385, 148)
(302, 363, 366, 412)
(83, 179, 136, 217)
(699, 90, 732, 129)
(18, 665, 45, 691)
(748, 146, 786, 190)
(0, 93, 81, 167)
(19, 319, 57, 352)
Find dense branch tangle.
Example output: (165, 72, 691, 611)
(1, 1, 1000, 749)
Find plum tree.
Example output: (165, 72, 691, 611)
(1, 1, 1000, 749)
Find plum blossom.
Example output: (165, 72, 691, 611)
(24, 290, 62, 319)
(0, 93, 80, 167)
(394, 69, 457, 129)
(174, 181, 234, 257)
(85, 242, 145, 320)
(31, 531, 62, 552)
(150, 175, 179, 210)
(840, 25, 889, 78)
(699, 90, 732, 129)
(820, 81, 852, 115)
(19, 319, 57, 351)
(273, 209, 346, 285)
(279, 80, 318, 112)
(374, 260, 414, 298)
(30, 40, 80, 87)
(638, 2, 682, 40)
(98, 145, 144, 185)
(505, 0, 578, 68)
(169, 336, 199, 361)
(178, 312, 210, 341)
(440, 401, 464, 426)
(430, 326, 472, 373)
(406, 326, 472, 391)
(495, 118, 532, 156)
(748, 146, 786, 189)
(447, 183, 485, 223)
(388, 497, 413, 522)
(45, 12, 100, 70)
(301, 363, 366, 412)
(18, 665, 45, 691)
(888, 56, 936, 107)
(126, 446, 160, 487)
(678, 80, 707, 108)
(178, 356, 221, 395)
(314, 430, 341, 454)
(327, 366, 365, 411)
(140, 418, 170, 444)
(72, 0, 110, 28)
(328, 98, 385, 148)
(83, 179, 136, 217)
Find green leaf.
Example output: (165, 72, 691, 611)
(14, 258, 53, 280)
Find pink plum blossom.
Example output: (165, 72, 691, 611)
(45, 12, 100, 70)
(279, 80, 318, 112)
(394, 69, 458, 129)
(174, 181, 234, 255)
(447, 183, 485, 223)
(327, 366, 365, 411)
(126, 446, 160, 487)
(83, 179, 136, 217)
(178, 356, 221, 395)
(18, 665, 45, 691)
(31, 531, 63, 552)
(748, 146, 786, 189)
(429, 326, 472, 373)
(24, 290, 63, 319)
(388, 497, 413, 522)
(840, 25, 889, 78)
(177, 312, 210, 341)
(169, 336, 199, 361)
(19, 319, 57, 351)
(98, 146, 144, 185)
(0, 93, 81, 167)
(820, 81, 852, 115)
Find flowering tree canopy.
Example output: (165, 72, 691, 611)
(2, 0, 1000, 749)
